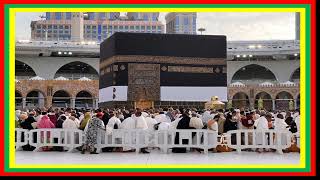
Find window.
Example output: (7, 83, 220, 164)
(152, 13, 157, 21)
(103, 26, 107, 29)
(175, 16, 179, 25)
(135, 26, 140, 30)
(184, 17, 189, 25)
(119, 26, 123, 30)
(59, 30, 63, 34)
(48, 30, 52, 33)
(88, 13, 95, 20)
(157, 26, 161, 30)
(47, 25, 52, 29)
(59, 25, 63, 29)
(53, 30, 57, 33)
(114, 26, 118, 30)
(37, 25, 41, 29)
(141, 26, 145, 30)
(147, 26, 151, 30)
(86, 25, 91, 29)
(66, 12, 71, 20)
(192, 16, 196, 26)
(46, 13, 51, 20)
(99, 13, 106, 20)
(65, 26, 69, 29)
(143, 14, 148, 21)
(64, 30, 69, 33)
(92, 25, 96, 29)
(152, 26, 156, 30)
(108, 25, 113, 29)
(130, 26, 134, 30)
(125, 26, 129, 30)
(55, 12, 62, 20)
(86, 30, 91, 33)
(53, 25, 58, 29)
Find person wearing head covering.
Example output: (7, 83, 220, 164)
(20, 112, 37, 151)
(189, 112, 204, 129)
(37, 114, 55, 151)
(79, 112, 91, 131)
(48, 110, 58, 127)
(81, 112, 105, 154)
(132, 109, 149, 153)
(143, 112, 157, 131)
(241, 112, 255, 151)
(285, 112, 297, 133)
(172, 112, 192, 153)
(17, 112, 28, 128)
(155, 109, 170, 123)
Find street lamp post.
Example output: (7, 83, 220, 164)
(198, 28, 206, 35)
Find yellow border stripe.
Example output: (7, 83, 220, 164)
(9, 7, 306, 169)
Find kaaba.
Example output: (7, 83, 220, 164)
(99, 32, 227, 109)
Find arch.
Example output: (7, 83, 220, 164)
(232, 92, 250, 109)
(54, 61, 99, 80)
(52, 90, 71, 108)
(231, 64, 277, 84)
(75, 90, 94, 109)
(26, 90, 46, 108)
(255, 91, 272, 111)
(15, 90, 23, 109)
(290, 68, 300, 83)
(15, 60, 37, 79)
(275, 91, 294, 111)
(296, 94, 300, 109)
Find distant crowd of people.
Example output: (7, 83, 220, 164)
(15, 106, 300, 154)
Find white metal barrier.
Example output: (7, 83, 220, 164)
(95, 129, 218, 154)
(15, 128, 295, 154)
(15, 128, 29, 150)
(28, 129, 84, 152)
(225, 130, 293, 154)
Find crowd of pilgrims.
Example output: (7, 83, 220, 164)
(15, 107, 300, 154)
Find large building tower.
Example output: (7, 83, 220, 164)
(295, 12, 300, 40)
(71, 12, 84, 42)
(165, 12, 197, 34)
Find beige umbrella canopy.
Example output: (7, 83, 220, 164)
(204, 96, 225, 110)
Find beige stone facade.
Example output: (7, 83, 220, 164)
(15, 80, 99, 109)
(228, 84, 300, 110)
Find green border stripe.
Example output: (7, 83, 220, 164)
(5, 4, 311, 173)
(6, 4, 309, 8)
(5, 4, 10, 173)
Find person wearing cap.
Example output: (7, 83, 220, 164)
(81, 112, 105, 154)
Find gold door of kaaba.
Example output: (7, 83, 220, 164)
(128, 63, 160, 109)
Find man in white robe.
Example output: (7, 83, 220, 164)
(155, 112, 170, 123)
(132, 110, 149, 153)
(254, 111, 270, 152)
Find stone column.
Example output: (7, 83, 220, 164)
(22, 97, 26, 109)
(272, 99, 276, 111)
(46, 96, 52, 108)
(249, 98, 255, 110)
(294, 99, 298, 110)
(95, 98, 99, 109)
(70, 98, 75, 109)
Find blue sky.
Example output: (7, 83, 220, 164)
(15, 12, 295, 41)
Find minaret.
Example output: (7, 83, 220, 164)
(71, 12, 84, 42)
(295, 12, 300, 40)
